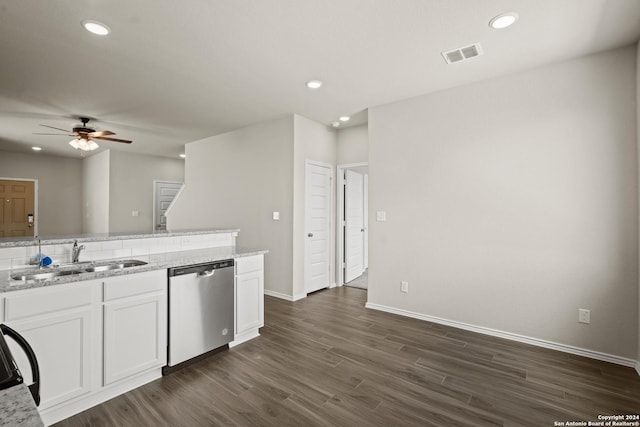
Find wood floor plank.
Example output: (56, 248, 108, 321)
(55, 287, 640, 427)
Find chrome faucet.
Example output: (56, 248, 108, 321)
(30, 235, 43, 269)
(72, 240, 85, 263)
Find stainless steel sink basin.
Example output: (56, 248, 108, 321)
(11, 269, 84, 281)
(50, 261, 93, 268)
(83, 264, 122, 273)
(11, 259, 148, 281)
(84, 260, 147, 272)
(119, 260, 148, 268)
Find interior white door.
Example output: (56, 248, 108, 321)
(345, 170, 364, 283)
(153, 181, 183, 231)
(305, 162, 332, 293)
(363, 174, 369, 269)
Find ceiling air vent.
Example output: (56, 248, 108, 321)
(441, 43, 483, 64)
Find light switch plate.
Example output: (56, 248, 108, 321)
(273, 211, 280, 220)
(578, 308, 590, 324)
(376, 211, 387, 222)
(131, 210, 139, 217)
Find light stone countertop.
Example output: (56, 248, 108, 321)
(0, 246, 267, 293)
(0, 228, 240, 248)
(0, 383, 44, 427)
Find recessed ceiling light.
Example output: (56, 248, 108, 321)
(31, 146, 42, 151)
(332, 122, 340, 127)
(82, 20, 111, 35)
(179, 154, 186, 159)
(306, 80, 323, 89)
(489, 12, 518, 29)
(339, 116, 350, 122)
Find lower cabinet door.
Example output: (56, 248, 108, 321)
(7, 308, 95, 409)
(236, 269, 264, 337)
(103, 292, 167, 386)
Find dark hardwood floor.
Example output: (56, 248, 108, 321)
(56, 287, 640, 427)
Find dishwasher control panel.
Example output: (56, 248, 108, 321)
(168, 259, 234, 277)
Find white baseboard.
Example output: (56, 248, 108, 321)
(40, 368, 162, 426)
(264, 289, 307, 301)
(365, 302, 638, 370)
(230, 330, 260, 348)
(264, 289, 294, 301)
(293, 292, 307, 301)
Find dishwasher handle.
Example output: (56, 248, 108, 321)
(197, 270, 215, 278)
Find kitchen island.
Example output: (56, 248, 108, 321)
(0, 383, 43, 427)
(0, 229, 267, 426)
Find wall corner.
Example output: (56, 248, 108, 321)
(636, 40, 640, 371)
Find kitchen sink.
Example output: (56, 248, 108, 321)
(11, 269, 85, 281)
(50, 261, 93, 268)
(83, 260, 148, 272)
(11, 259, 148, 281)
(83, 264, 122, 273)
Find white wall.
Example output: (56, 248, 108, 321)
(0, 150, 83, 236)
(82, 150, 110, 234)
(167, 114, 336, 300)
(108, 151, 184, 233)
(337, 124, 368, 165)
(637, 41, 640, 369)
(0, 149, 181, 236)
(293, 115, 337, 298)
(167, 116, 295, 297)
(369, 45, 638, 359)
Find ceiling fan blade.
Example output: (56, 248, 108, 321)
(33, 133, 76, 136)
(40, 124, 73, 133)
(93, 136, 132, 144)
(89, 130, 115, 137)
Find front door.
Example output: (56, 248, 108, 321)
(0, 179, 35, 237)
(305, 162, 332, 294)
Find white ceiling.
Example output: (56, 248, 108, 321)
(1, 0, 639, 159)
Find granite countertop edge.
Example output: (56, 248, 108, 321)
(0, 383, 44, 427)
(0, 246, 267, 293)
(0, 228, 240, 248)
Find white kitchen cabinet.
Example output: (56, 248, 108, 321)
(232, 255, 264, 346)
(103, 270, 167, 385)
(3, 281, 102, 411)
(1, 270, 167, 425)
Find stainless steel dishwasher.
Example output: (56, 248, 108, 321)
(167, 259, 234, 368)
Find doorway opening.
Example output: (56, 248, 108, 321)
(153, 180, 183, 232)
(336, 163, 368, 289)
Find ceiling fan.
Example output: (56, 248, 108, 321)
(35, 117, 132, 151)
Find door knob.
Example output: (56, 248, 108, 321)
(308, 233, 314, 237)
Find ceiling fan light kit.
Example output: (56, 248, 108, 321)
(69, 138, 99, 151)
(37, 117, 132, 152)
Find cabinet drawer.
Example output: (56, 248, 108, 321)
(235, 255, 263, 275)
(5, 283, 95, 322)
(103, 270, 166, 301)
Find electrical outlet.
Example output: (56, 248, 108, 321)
(401, 281, 409, 293)
(578, 308, 590, 324)
(376, 211, 387, 222)
(272, 211, 280, 220)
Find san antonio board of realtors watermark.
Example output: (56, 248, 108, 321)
(553, 414, 640, 426)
